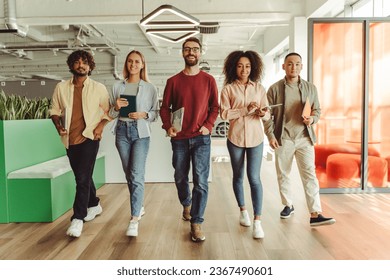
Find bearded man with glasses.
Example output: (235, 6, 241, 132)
(160, 37, 219, 242)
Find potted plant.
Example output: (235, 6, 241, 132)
(0, 90, 50, 120)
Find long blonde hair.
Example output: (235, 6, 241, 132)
(122, 50, 150, 82)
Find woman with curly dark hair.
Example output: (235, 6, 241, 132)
(220, 50, 270, 239)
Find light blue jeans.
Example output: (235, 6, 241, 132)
(227, 140, 264, 216)
(115, 120, 150, 217)
(171, 134, 211, 224)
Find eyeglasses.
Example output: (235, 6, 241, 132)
(182, 47, 200, 53)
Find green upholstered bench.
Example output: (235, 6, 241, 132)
(6, 152, 105, 222)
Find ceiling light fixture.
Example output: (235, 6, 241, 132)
(140, 4, 200, 43)
(145, 28, 199, 43)
(140, 4, 200, 27)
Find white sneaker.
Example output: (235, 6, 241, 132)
(252, 220, 264, 239)
(126, 221, 139, 237)
(138, 206, 146, 221)
(84, 203, 102, 222)
(239, 210, 251, 227)
(66, 219, 83, 237)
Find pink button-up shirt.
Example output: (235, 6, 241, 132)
(220, 80, 270, 148)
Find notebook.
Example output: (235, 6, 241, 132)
(171, 107, 184, 132)
(119, 95, 137, 117)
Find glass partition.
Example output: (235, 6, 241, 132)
(311, 21, 364, 191)
(367, 21, 390, 189)
(309, 19, 390, 193)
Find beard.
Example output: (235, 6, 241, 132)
(184, 55, 198, 67)
(70, 68, 89, 77)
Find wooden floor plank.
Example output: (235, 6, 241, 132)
(1, 160, 390, 260)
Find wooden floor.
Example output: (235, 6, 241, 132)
(1, 160, 390, 260)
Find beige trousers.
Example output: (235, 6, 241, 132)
(274, 137, 322, 214)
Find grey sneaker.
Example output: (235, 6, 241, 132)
(66, 219, 83, 237)
(84, 203, 102, 222)
(190, 223, 205, 242)
(280, 205, 294, 219)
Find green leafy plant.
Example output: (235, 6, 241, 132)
(0, 90, 51, 120)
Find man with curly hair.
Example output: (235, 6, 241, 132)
(50, 50, 111, 237)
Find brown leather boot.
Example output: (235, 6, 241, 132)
(182, 206, 191, 221)
(190, 223, 205, 242)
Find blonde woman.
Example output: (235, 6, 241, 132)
(109, 50, 158, 237)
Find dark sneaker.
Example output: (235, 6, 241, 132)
(190, 223, 205, 242)
(280, 205, 294, 219)
(310, 214, 336, 226)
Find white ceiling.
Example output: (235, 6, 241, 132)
(0, 0, 352, 89)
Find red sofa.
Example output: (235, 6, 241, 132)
(314, 143, 388, 188)
(386, 156, 390, 182)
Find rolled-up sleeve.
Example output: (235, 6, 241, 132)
(49, 84, 63, 117)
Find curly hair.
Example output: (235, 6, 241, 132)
(122, 50, 150, 82)
(66, 50, 96, 75)
(222, 50, 264, 85)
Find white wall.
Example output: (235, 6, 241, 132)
(100, 120, 175, 183)
(100, 119, 212, 183)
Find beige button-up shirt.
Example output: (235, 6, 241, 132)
(49, 77, 111, 148)
(220, 80, 270, 148)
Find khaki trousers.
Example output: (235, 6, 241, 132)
(274, 137, 322, 214)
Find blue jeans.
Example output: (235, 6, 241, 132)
(227, 140, 264, 216)
(171, 134, 211, 224)
(115, 121, 150, 217)
(67, 139, 100, 221)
